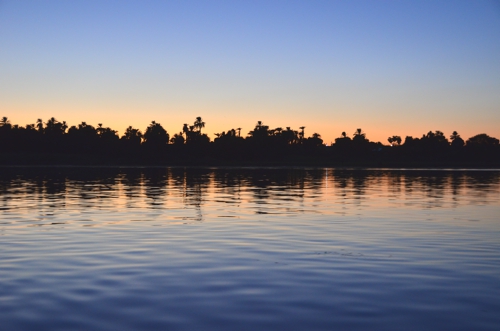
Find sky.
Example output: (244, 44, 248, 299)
(1, 0, 499, 144)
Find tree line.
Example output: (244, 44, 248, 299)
(0, 116, 499, 166)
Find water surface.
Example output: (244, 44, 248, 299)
(1, 167, 499, 330)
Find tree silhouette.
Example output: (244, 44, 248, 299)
(466, 133, 499, 146)
(194, 117, 205, 133)
(1, 116, 499, 167)
(182, 124, 189, 136)
(120, 126, 143, 155)
(299, 126, 305, 142)
(144, 121, 169, 147)
(36, 119, 43, 132)
(353, 128, 365, 138)
(421, 131, 449, 150)
(0, 117, 10, 128)
(122, 126, 142, 144)
(180, 117, 210, 146)
(66, 122, 99, 154)
(464, 133, 500, 164)
(388, 135, 402, 146)
(352, 128, 368, 144)
(305, 133, 323, 148)
(335, 131, 351, 145)
(450, 131, 464, 148)
(97, 125, 118, 141)
(45, 117, 66, 136)
(170, 132, 185, 145)
(282, 127, 298, 145)
(248, 121, 270, 140)
(0, 117, 13, 152)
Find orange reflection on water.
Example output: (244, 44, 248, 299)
(1, 168, 499, 231)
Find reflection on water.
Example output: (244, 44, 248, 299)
(0, 167, 500, 330)
(2, 168, 499, 221)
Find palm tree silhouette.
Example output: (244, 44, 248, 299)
(299, 126, 305, 141)
(194, 117, 205, 133)
(249, 121, 269, 139)
(97, 123, 104, 136)
(353, 128, 365, 138)
(36, 119, 43, 132)
(0, 117, 9, 126)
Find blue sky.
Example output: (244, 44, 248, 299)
(1, 0, 499, 143)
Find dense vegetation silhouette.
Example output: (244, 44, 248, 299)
(0, 116, 499, 166)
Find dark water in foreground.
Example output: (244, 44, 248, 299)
(0, 167, 499, 331)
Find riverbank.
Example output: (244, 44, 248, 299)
(1, 151, 499, 168)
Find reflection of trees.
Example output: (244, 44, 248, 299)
(464, 171, 500, 204)
(332, 170, 370, 201)
(423, 174, 446, 203)
(213, 169, 243, 206)
(67, 170, 120, 211)
(210, 168, 325, 215)
(0, 168, 499, 225)
(120, 169, 143, 197)
(400, 171, 447, 209)
(449, 172, 464, 205)
(400, 171, 497, 208)
(387, 171, 403, 197)
(142, 169, 168, 208)
(327, 170, 500, 210)
(119, 169, 143, 209)
(169, 168, 212, 221)
(351, 173, 369, 198)
(303, 170, 324, 196)
(248, 170, 272, 204)
(244, 169, 326, 214)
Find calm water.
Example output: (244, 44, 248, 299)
(1, 167, 499, 331)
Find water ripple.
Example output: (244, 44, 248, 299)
(0, 167, 499, 330)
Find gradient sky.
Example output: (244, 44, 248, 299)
(1, 0, 499, 144)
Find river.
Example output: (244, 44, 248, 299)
(1, 167, 499, 330)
